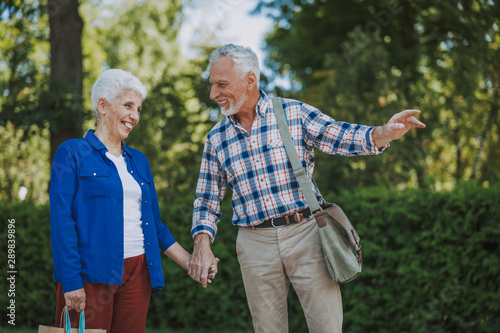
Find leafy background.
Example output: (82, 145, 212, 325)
(1, 184, 499, 331)
(1, 0, 499, 331)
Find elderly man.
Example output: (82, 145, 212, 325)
(188, 43, 425, 332)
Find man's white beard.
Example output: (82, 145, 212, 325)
(221, 93, 248, 116)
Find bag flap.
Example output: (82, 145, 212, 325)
(323, 204, 360, 246)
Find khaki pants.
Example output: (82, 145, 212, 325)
(236, 218, 343, 333)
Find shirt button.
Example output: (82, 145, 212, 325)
(141, 183, 144, 185)
(131, 170, 134, 173)
(144, 200, 147, 204)
(93, 173, 96, 176)
(147, 243, 150, 246)
(145, 222, 149, 226)
(150, 263, 153, 266)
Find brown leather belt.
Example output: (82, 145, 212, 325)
(255, 208, 312, 228)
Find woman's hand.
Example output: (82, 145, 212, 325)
(64, 288, 86, 312)
(207, 258, 220, 283)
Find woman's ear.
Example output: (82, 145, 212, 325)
(97, 98, 108, 117)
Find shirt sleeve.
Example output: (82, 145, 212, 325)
(50, 142, 83, 293)
(191, 138, 227, 242)
(300, 103, 388, 156)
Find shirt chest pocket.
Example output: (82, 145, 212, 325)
(265, 137, 289, 167)
(79, 168, 112, 201)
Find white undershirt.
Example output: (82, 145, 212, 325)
(106, 152, 145, 259)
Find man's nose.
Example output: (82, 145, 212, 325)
(210, 85, 219, 100)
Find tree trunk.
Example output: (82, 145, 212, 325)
(48, 0, 84, 164)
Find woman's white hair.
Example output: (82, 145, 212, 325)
(209, 44, 260, 86)
(91, 69, 147, 122)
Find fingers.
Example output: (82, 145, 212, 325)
(208, 259, 219, 279)
(396, 109, 421, 118)
(388, 123, 405, 130)
(189, 235, 218, 287)
(64, 289, 86, 312)
(188, 259, 210, 287)
(187, 262, 196, 281)
(391, 110, 426, 129)
(188, 257, 219, 287)
(200, 266, 210, 288)
(407, 116, 426, 128)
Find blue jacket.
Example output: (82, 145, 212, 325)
(50, 130, 176, 293)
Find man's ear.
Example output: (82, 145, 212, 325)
(245, 72, 258, 89)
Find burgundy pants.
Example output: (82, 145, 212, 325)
(55, 254, 152, 333)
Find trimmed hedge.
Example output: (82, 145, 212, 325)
(1, 183, 499, 331)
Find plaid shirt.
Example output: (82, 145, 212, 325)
(192, 91, 386, 241)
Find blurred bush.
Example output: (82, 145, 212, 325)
(1, 183, 498, 331)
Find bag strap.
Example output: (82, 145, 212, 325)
(271, 97, 322, 214)
(62, 306, 85, 333)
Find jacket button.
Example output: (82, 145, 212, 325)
(150, 263, 153, 266)
(141, 183, 144, 185)
(93, 173, 96, 176)
(131, 170, 134, 173)
(145, 222, 149, 225)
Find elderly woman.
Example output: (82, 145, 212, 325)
(50, 69, 214, 332)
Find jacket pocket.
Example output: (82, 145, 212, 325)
(79, 168, 111, 200)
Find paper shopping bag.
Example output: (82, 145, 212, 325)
(38, 307, 105, 333)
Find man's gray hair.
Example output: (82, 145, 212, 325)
(209, 44, 260, 86)
(91, 69, 147, 122)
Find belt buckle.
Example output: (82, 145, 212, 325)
(271, 217, 283, 228)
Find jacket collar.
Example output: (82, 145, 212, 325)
(85, 129, 133, 158)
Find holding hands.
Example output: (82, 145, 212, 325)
(164, 241, 218, 287)
(188, 234, 219, 288)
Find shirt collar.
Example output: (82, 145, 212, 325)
(85, 129, 133, 158)
(255, 90, 268, 117)
(227, 90, 269, 126)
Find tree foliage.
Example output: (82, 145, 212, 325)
(80, 0, 215, 201)
(0, 0, 51, 202)
(256, 0, 500, 193)
(0, 0, 49, 126)
(0, 0, 216, 202)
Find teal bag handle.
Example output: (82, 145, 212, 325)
(64, 306, 85, 333)
(79, 311, 85, 333)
